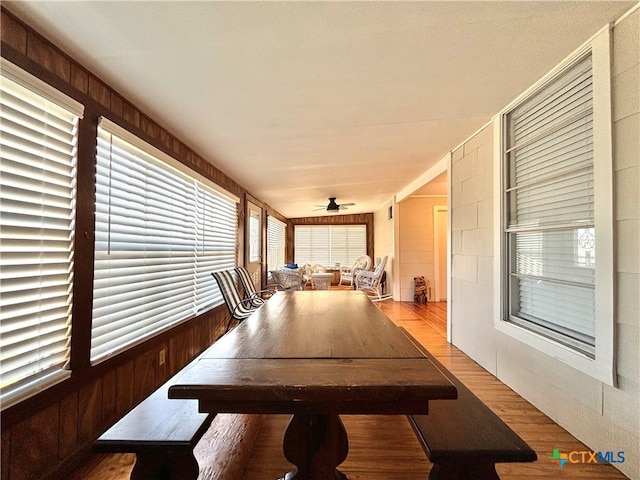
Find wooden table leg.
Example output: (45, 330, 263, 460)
(282, 414, 349, 480)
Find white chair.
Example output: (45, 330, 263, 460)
(339, 255, 372, 286)
(301, 263, 327, 289)
(355, 255, 391, 302)
(270, 269, 304, 291)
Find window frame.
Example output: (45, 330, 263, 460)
(493, 25, 615, 386)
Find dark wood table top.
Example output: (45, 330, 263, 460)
(201, 290, 424, 359)
(169, 290, 456, 414)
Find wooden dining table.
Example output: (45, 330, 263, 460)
(169, 290, 457, 480)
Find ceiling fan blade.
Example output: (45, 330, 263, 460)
(340, 203, 356, 207)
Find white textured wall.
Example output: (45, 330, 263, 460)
(397, 197, 447, 302)
(449, 9, 639, 479)
(450, 125, 497, 371)
(373, 198, 395, 297)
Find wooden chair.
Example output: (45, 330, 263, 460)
(212, 270, 262, 332)
(339, 255, 372, 286)
(234, 266, 281, 306)
(355, 255, 390, 301)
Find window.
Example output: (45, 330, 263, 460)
(91, 118, 238, 363)
(494, 27, 614, 385)
(0, 59, 84, 409)
(294, 225, 366, 267)
(267, 216, 286, 272)
(249, 209, 260, 263)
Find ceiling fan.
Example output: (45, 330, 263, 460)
(313, 197, 356, 213)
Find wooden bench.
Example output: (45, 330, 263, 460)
(398, 327, 537, 480)
(94, 379, 215, 480)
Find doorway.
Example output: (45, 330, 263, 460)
(433, 205, 448, 302)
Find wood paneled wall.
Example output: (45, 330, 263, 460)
(3, 310, 229, 480)
(0, 8, 282, 480)
(287, 213, 374, 263)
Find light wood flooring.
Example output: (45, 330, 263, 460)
(70, 299, 630, 480)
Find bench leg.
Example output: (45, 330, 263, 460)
(429, 461, 500, 480)
(130, 450, 199, 480)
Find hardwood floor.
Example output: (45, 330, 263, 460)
(70, 299, 630, 480)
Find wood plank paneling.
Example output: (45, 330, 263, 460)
(115, 360, 135, 419)
(109, 91, 124, 117)
(88, 76, 110, 108)
(70, 63, 89, 94)
(2, 425, 11, 479)
(58, 392, 79, 461)
(10, 404, 59, 480)
(26, 33, 70, 82)
(141, 113, 159, 139)
(133, 349, 158, 404)
(101, 370, 118, 430)
(170, 330, 191, 377)
(78, 379, 103, 445)
(289, 213, 373, 225)
(122, 100, 141, 129)
(0, 12, 26, 53)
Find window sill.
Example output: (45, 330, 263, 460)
(494, 319, 616, 387)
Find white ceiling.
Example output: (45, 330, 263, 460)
(5, 1, 634, 218)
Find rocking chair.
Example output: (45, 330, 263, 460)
(339, 255, 372, 287)
(355, 256, 391, 302)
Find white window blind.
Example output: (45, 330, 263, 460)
(294, 225, 366, 266)
(1, 60, 84, 409)
(504, 53, 596, 355)
(267, 216, 286, 272)
(91, 118, 237, 363)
